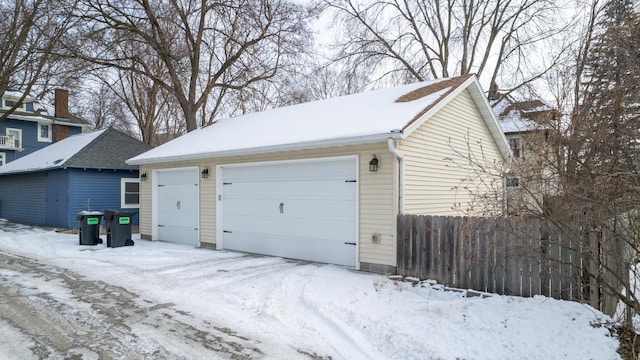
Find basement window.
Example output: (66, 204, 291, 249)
(121, 178, 140, 208)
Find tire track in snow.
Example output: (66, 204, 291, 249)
(0, 250, 266, 359)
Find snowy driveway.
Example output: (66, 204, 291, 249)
(0, 250, 262, 359)
(0, 220, 622, 359)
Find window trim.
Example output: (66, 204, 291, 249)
(37, 122, 52, 142)
(3, 99, 24, 110)
(121, 178, 140, 208)
(6, 128, 22, 149)
(508, 136, 522, 160)
(0, 152, 5, 166)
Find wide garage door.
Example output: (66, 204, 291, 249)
(221, 157, 357, 267)
(156, 168, 199, 246)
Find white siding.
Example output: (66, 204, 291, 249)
(399, 89, 504, 215)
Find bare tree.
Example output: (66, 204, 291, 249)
(326, 0, 574, 93)
(74, 83, 134, 134)
(0, 0, 80, 119)
(67, 0, 314, 132)
(483, 0, 640, 322)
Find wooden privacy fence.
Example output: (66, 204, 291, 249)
(397, 214, 627, 315)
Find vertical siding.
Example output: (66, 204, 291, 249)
(399, 89, 504, 215)
(138, 143, 398, 267)
(68, 169, 140, 229)
(0, 172, 47, 225)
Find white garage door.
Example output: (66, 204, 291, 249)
(156, 168, 199, 246)
(221, 158, 357, 267)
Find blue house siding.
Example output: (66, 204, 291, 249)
(1, 119, 39, 160)
(0, 119, 83, 163)
(0, 168, 139, 229)
(68, 169, 140, 229)
(0, 172, 47, 225)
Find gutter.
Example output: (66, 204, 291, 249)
(127, 132, 403, 165)
(387, 137, 404, 213)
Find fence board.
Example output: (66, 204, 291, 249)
(396, 214, 624, 316)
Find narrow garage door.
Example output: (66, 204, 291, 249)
(156, 168, 199, 246)
(221, 157, 357, 267)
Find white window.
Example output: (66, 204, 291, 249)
(121, 178, 140, 208)
(6, 128, 21, 149)
(0, 152, 5, 166)
(509, 137, 522, 159)
(38, 123, 52, 142)
(3, 100, 24, 110)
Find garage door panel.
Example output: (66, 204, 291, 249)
(224, 232, 356, 267)
(158, 225, 199, 245)
(224, 180, 355, 200)
(158, 211, 197, 227)
(157, 196, 199, 214)
(223, 198, 356, 221)
(223, 159, 354, 182)
(158, 170, 197, 185)
(222, 158, 357, 267)
(224, 214, 355, 241)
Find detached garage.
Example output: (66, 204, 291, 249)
(128, 75, 511, 273)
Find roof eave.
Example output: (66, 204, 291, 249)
(3, 113, 85, 127)
(401, 75, 512, 163)
(127, 132, 403, 165)
(0, 165, 62, 176)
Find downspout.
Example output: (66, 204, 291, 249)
(387, 137, 404, 213)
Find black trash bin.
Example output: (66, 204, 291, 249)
(103, 210, 136, 248)
(76, 212, 103, 245)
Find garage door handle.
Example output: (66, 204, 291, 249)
(344, 242, 356, 246)
(279, 202, 284, 214)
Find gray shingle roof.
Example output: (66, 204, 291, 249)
(65, 128, 152, 170)
(0, 127, 151, 175)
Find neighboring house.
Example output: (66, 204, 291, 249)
(128, 74, 510, 273)
(0, 128, 151, 229)
(491, 92, 561, 215)
(0, 89, 87, 166)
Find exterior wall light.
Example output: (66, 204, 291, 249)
(140, 172, 147, 181)
(369, 155, 379, 172)
(201, 167, 209, 178)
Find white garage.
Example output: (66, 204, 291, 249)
(154, 167, 199, 246)
(217, 157, 358, 267)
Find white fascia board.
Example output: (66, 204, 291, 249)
(401, 76, 512, 163)
(127, 132, 402, 165)
(466, 77, 513, 162)
(401, 76, 476, 137)
(7, 113, 84, 128)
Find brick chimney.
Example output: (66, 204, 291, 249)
(54, 89, 68, 118)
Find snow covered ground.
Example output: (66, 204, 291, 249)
(0, 220, 621, 359)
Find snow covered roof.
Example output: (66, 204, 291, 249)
(0, 128, 151, 175)
(492, 97, 555, 134)
(129, 75, 510, 165)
